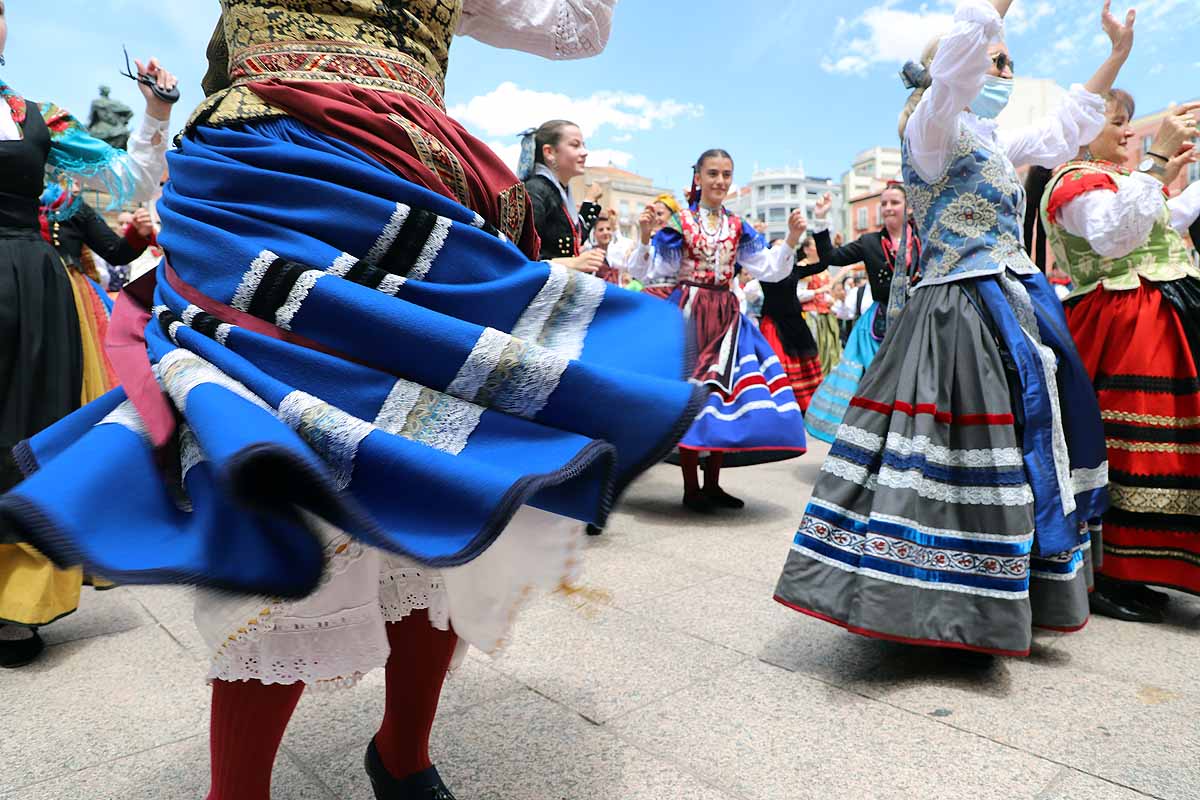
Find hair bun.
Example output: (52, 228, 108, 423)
(900, 61, 931, 90)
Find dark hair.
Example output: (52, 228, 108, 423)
(881, 183, 907, 199)
(689, 149, 734, 205)
(533, 119, 580, 166)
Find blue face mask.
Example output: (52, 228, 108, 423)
(970, 76, 1014, 119)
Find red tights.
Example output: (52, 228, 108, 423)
(680, 450, 725, 494)
(206, 610, 458, 800)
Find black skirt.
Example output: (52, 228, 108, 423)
(0, 229, 81, 489)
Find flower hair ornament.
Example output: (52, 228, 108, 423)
(900, 61, 931, 91)
(516, 128, 537, 182)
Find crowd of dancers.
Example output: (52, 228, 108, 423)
(0, 0, 1197, 798)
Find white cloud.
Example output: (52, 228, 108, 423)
(449, 82, 702, 140)
(587, 149, 635, 169)
(820, 1, 954, 76)
(1006, 1, 1054, 35)
(483, 139, 634, 172)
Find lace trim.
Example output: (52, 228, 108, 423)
(181, 305, 204, 326)
(328, 252, 357, 278)
(275, 269, 325, 330)
(409, 216, 451, 281)
(277, 391, 374, 491)
(215, 324, 232, 346)
(446, 327, 509, 400)
(822, 456, 1034, 506)
(379, 565, 450, 629)
(99, 400, 150, 443)
(538, 271, 605, 361)
(999, 273, 1075, 516)
(207, 537, 453, 689)
(155, 348, 273, 414)
(1072, 463, 1109, 494)
(832, 427, 1025, 468)
(378, 273, 406, 295)
(512, 265, 570, 344)
(230, 250, 279, 312)
(364, 203, 410, 266)
(374, 379, 484, 456)
(554, 0, 584, 57)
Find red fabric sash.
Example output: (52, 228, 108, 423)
(105, 262, 415, 447)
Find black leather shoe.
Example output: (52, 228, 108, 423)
(1124, 583, 1170, 610)
(364, 740, 457, 799)
(1089, 588, 1163, 624)
(0, 629, 44, 668)
(585, 524, 603, 537)
(703, 487, 746, 509)
(683, 491, 715, 513)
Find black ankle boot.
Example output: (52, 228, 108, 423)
(683, 490, 715, 513)
(1090, 577, 1163, 624)
(364, 740, 457, 799)
(0, 628, 44, 669)
(1124, 583, 1170, 610)
(703, 486, 745, 509)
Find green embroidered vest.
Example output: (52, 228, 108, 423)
(1040, 161, 1199, 299)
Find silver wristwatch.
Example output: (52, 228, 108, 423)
(1138, 153, 1168, 178)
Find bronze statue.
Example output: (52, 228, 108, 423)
(87, 85, 133, 150)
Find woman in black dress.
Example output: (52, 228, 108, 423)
(803, 182, 920, 444)
(758, 193, 834, 412)
(0, 27, 175, 667)
(520, 118, 606, 273)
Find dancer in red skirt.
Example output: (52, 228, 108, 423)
(1040, 89, 1200, 622)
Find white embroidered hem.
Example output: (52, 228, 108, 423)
(194, 506, 583, 689)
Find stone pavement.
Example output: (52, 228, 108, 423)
(3, 439, 1198, 800)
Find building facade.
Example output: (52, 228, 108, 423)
(567, 165, 675, 240)
(1124, 99, 1200, 197)
(724, 166, 844, 243)
(840, 147, 902, 235)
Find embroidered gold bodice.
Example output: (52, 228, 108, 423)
(194, 0, 462, 130)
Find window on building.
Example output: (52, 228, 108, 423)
(768, 207, 787, 221)
(619, 200, 631, 216)
(856, 207, 868, 230)
(757, 186, 766, 200)
(789, 183, 799, 196)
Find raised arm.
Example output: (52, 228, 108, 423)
(1000, 3, 1132, 169)
(904, 0, 1003, 183)
(77, 205, 147, 266)
(458, 0, 616, 60)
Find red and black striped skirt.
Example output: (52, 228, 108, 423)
(1066, 277, 1200, 595)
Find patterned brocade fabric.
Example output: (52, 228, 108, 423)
(1041, 161, 1200, 299)
(191, 0, 461, 130)
(901, 127, 1036, 287)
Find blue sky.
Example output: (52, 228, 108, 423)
(4, 1, 1197, 195)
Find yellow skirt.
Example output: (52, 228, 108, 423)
(807, 312, 843, 377)
(0, 269, 115, 626)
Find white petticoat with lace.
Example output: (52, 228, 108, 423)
(194, 506, 583, 689)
